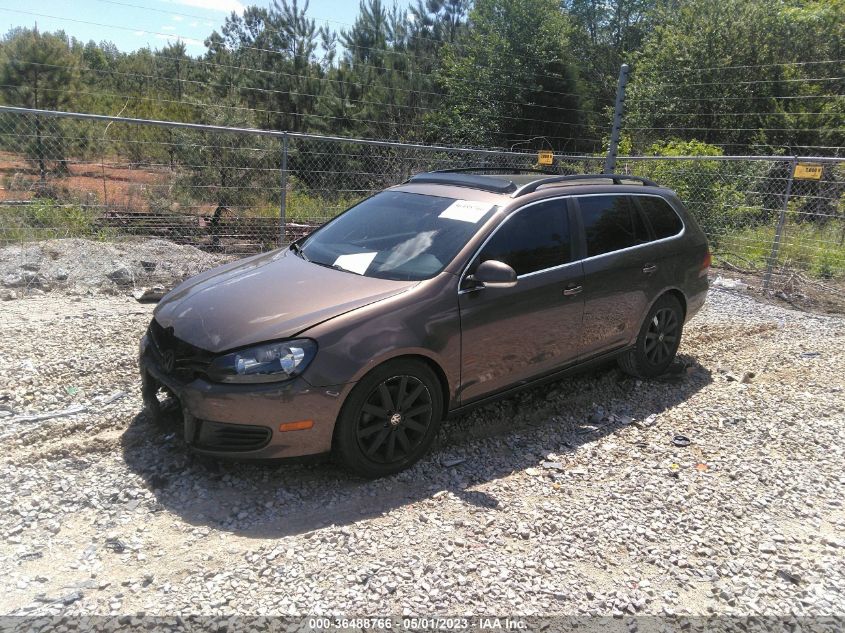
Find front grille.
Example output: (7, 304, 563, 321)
(194, 420, 272, 452)
(147, 318, 214, 382)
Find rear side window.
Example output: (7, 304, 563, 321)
(639, 196, 683, 239)
(578, 195, 648, 257)
(478, 199, 570, 276)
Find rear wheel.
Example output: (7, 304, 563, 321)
(334, 359, 443, 478)
(618, 294, 684, 378)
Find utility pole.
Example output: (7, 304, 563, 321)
(604, 64, 630, 174)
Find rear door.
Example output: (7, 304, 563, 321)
(634, 194, 687, 289)
(458, 198, 584, 404)
(575, 194, 658, 359)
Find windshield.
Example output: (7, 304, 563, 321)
(298, 191, 498, 281)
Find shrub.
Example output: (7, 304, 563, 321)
(0, 199, 95, 242)
(631, 139, 773, 245)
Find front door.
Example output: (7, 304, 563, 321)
(458, 198, 584, 404)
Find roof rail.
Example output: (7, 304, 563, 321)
(429, 167, 557, 175)
(513, 174, 658, 197)
(406, 171, 518, 194)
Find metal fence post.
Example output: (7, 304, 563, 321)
(279, 131, 288, 246)
(604, 63, 629, 174)
(763, 157, 797, 291)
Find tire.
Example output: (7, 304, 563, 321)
(618, 294, 684, 379)
(333, 359, 444, 478)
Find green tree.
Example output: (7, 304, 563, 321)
(0, 26, 79, 185)
(205, 1, 327, 132)
(174, 102, 276, 248)
(155, 41, 202, 168)
(626, 0, 845, 155)
(562, 0, 658, 109)
(429, 0, 588, 150)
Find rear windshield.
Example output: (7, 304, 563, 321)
(299, 191, 497, 281)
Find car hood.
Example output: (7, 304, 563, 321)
(153, 249, 417, 352)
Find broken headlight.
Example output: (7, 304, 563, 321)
(207, 339, 317, 384)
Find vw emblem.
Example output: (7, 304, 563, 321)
(161, 350, 176, 373)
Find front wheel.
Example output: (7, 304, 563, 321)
(333, 359, 443, 478)
(618, 294, 684, 378)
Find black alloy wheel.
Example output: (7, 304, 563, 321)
(618, 294, 684, 378)
(644, 307, 679, 367)
(334, 359, 443, 477)
(356, 375, 433, 464)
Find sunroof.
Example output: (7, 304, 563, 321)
(406, 172, 517, 194)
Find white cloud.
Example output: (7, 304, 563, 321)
(172, 15, 184, 21)
(164, 0, 245, 13)
(154, 33, 205, 50)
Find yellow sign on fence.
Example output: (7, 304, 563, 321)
(793, 163, 823, 180)
(537, 150, 554, 166)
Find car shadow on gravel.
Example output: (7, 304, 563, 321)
(121, 355, 712, 538)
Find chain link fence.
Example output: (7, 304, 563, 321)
(0, 106, 843, 298)
(614, 156, 845, 289)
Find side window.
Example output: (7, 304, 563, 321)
(578, 195, 649, 257)
(639, 196, 684, 239)
(478, 199, 571, 276)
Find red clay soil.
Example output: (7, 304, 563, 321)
(0, 152, 212, 214)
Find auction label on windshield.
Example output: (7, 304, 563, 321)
(334, 251, 377, 274)
(439, 200, 496, 223)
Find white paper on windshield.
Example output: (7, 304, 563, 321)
(439, 200, 495, 223)
(333, 252, 377, 275)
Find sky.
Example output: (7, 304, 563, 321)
(0, 0, 401, 55)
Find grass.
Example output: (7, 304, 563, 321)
(718, 221, 845, 279)
(2, 189, 842, 282)
(0, 199, 115, 243)
(0, 189, 357, 248)
(253, 189, 363, 223)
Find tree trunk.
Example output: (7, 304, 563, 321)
(35, 116, 47, 190)
(210, 164, 228, 250)
(33, 72, 47, 190)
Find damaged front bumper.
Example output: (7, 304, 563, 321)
(138, 335, 349, 460)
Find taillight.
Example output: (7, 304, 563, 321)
(700, 249, 712, 277)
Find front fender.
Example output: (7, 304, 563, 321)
(299, 272, 461, 405)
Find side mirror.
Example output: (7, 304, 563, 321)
(467, 260, 517, 289)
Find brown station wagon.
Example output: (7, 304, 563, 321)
(140, 170, 710, 477)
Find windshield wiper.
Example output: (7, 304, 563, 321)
(309, 260, 363, 275)
(291, 244, 365, 275)
(289, 242, 309, 261)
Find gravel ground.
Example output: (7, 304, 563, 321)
(0, 287, 843, 618)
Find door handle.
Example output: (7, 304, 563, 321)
(642, 264, 658, 274)
(563, 285, 582, 296)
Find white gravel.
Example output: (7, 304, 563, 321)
(0, 238, 231, 297)
(0, 286, 843, 618)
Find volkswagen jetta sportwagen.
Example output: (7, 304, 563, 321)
(140, 170, 710, 477)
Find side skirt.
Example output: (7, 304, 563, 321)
(446, 346, 631, 420)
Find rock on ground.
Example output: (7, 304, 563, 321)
(0, 238, 232, 296)
(0, 288, 843, 618)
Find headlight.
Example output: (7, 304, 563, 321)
(207, 339, 317, 384)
